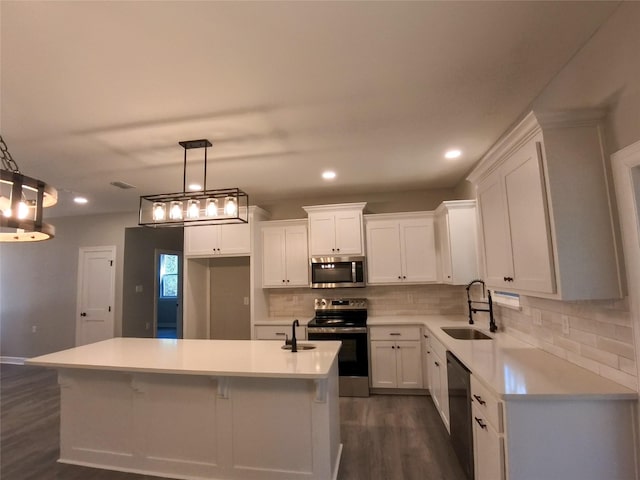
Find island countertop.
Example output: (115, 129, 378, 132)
(26, 337, 341, 379)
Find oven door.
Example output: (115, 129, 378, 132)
(307, 327, 368, 377)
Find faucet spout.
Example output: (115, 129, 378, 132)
(290, 319, 299, 353)
(466, 279, 497, 332)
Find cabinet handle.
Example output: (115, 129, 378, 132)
(434, 361, 440, 367)
(427, 350, 431, 354)
(275, 332, 286, 336)
(389, 333, 401, 336)
(474, 417, 487, 430)
(473, 394, 486, 405)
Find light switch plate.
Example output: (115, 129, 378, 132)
(561, 315, 570, 335)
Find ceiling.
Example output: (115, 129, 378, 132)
(0, 1, 620, 218)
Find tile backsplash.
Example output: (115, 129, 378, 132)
(268, 284, 467, 318)
(497, 295, 637, 390)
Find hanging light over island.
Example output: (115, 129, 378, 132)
(139, 139, 248, 227)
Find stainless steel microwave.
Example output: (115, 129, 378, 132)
(310, 256, 366, 289)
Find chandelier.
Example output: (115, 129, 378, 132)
(0, 135, 57, 242)
(139, 139, 248, 227)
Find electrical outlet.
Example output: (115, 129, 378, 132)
(135, 285, 143, 293)
(532, 309, 542, 326)
(561, 315, 570, 335)
(31, 325, 37, 333)
(407, 293, 414, 303)
(243, 296, 249, 306)
(145, 322, 151, 330)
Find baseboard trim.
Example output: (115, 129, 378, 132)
(0, 356, 27, 365)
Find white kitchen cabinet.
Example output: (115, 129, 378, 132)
(261, 220, 308, 287)
(184, 223, 250, 257)
(468, 110, 622, 300)
(303, 203, 366, 256)
(471, 375, 504, 480)
(434, 201, 478, 285)
(253, 324, 306, 341)
(365, 212, 437, 284)
(426, 330, 449, 432)
(370, 326, 423, 389)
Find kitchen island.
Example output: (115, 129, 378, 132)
(27, 338, 342, 480)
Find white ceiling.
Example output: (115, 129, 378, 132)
(0, 1, 620, 217)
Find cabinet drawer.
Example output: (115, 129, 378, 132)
(254, 325, 306, 340)
(471, 375, 503, 432)
(369, 325, 421, 341)
(427, 330, 448, 361)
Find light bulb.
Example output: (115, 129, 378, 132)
(169, 201, 183, 220)
(17, 201, 29, 219)
(3, 208, 11, 218)
(187, 199, 200, 219)
(152, 202, 166, 221)
(206, 198, 219, 217)
(224, 196, 237, 216)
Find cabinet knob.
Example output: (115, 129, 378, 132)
(336, 248, 340, 252)
(286, 279, 290, 283)
(434, 361, 440, 367)
(402, 276, 406, 279)
(332, 248, 335, 252)
(392, 345, 395, 349)
(398, 276, 402, 279)
(447, 275, 451, 279)
(282, 279, 286, 283)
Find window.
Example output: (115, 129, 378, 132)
(159, 254, 179, 299)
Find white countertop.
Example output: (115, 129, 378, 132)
(26, 337, 340, 380)
(369, 315, 637, 400)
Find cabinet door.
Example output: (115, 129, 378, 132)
(366, 221, 402, 284)
(261, 227, 287, 287)
(308, 213, 336, 256)
(395, 340, 423, 389)
(370, 341, 398, 388)
(435, 211, 453, 283)
(472, 404, 505, 480)
(334, 211, 363, 255)
(184, 225, 220, 256)
(477, 172, 512, 288)
(284, 226, 309, 286)
(400, 217, 437, 282)
(218, 223, 251, 255)
(502, 136, 555, 293)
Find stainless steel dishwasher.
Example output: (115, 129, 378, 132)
(447, 351, 474, 480)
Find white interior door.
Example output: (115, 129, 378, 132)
(76, 246, 116, 346)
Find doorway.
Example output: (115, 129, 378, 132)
(155, 250, 182, 339)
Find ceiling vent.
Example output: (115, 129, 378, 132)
(110, 181, 136, 190)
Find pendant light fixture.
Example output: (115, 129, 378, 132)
(139, 139, 248, 227)
(0, 135, 57, 242)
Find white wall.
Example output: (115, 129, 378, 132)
(0, 212, 137, 358)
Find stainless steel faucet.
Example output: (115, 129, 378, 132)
(466, 279, 497, 333)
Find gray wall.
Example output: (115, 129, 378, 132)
(121, 227, 184, 338)
(0, 212, 137, 358)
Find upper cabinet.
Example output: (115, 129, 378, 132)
(184, 223, 251, 257)
(434, 200, 478, 285)
(303, 203, 366, 256)
(365, 212, 437, 285)
(468, 110, 622, 300)
(261, 220, 309, 288)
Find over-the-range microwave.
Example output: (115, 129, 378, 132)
(310, 256, 366, 289)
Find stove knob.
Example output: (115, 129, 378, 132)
(320, 299, 327, 306)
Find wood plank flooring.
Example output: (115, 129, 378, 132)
(1, 364, 465, 480)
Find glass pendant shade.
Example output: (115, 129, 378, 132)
(169, 201, 183, 220)
(206, 198, 219, 217)
(224, 196, 237, 216)
(187, 199, 200, 219)
(152, 202, 166, 221)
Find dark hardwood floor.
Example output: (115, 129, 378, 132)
(0, 364, 465, 480)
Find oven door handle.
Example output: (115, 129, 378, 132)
(307, 327, 368, 334)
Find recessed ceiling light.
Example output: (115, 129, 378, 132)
(74, 197, 88, 204)
(188, 183, 202, 191)
(322, 171, 336, 180)
(445, 149, 462, 159)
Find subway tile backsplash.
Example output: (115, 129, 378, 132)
(268, 284, 467, 318)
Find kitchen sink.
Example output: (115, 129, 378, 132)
(281, 344, 317, 351)
(441, 327, 492, 340)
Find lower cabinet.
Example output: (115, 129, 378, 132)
(470, 375, 505, 480)
(254, 325, 306, 341)
(426, 330, 449, 431)
(369, 325, 423, 389)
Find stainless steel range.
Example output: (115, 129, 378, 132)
(307, 298, 369, 397)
